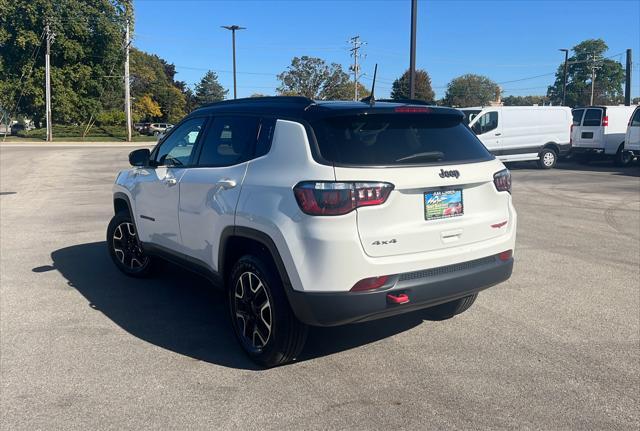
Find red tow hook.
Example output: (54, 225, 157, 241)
(387, 292, 410, 305)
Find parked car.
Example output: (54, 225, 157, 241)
(624, 105, 640, 160)
(133, 122, 150, 133)
(108, 97, 516, 367)
(461, 106, 572, 169)
(570, 105, 637, 166)
(147, 123, 173, 136)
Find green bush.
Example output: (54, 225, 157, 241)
(17, 125, 140, 139)
(95, 110, 126, 126)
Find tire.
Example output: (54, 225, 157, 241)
(614, 143, 634, 167)
(228, 255, 307, 367)
(423, 294, 478, 321)
(537, 148, 557, 169)
(106, 211, 154, 277)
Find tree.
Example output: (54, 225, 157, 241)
(194, 70, 227, 107)
(130, 48, 186, 122)
(0, 0, 129, 126)
(390, 69, 435, 102)
(547, 39, 625, 107)
(132, 94, 161, 122)
(444, 74, 499, 107)
(250, 93, 269, 98)
(502, 95, 546, 106)
(276, 56, 352, 100)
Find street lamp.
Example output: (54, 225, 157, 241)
(221, 25, 246, 99)
(559, 48, 569, 106)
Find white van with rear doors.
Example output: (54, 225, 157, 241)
(570, 105, 637, 166)
(461, 106, 572, 169)
(624, 105, 640, 160)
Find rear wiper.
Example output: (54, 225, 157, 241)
(395, 151, 444, 163)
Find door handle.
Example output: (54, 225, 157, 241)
(495, 133, 502, 136)
(215, 179, 237, 189)
(163, 177, 178, 186)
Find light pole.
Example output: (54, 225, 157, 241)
(409, 0, 417, 99)
(559, 48, 569, 106)
(221, 25, 246, 99)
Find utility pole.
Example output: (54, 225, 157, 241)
(349, 36, 366, 101)
(409, 0, 418, 99)
(625, 49, 632, 106)
(559, 48, 569, 106)
(590, 54, 599, 106)
(222, 25, 246, 99)
(45, 22, 54, 142)
(124, 19, 132, 142)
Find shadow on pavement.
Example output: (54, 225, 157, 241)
(506, 159, 640, 177)
(41, 242, 425, 369)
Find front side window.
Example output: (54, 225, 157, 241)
(154, 117, 205, 167)
(583, 109, 602, 127)
(572, 109, 584, 126)
(472, 111, 498, 135)
(197, 116, 260, 166)
(631, 108, 640, 127)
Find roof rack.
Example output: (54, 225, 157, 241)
(376, 98, 431, 105)
(198, 96, 315, 110)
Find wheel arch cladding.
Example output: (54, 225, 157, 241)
(542, 142, 559, 154)
(219, 227, 292, 290)
(113, 192, 132, 216)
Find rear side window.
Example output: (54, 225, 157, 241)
(311, 113, 492, 165)
(197, 116, 260, 167)
(583, 109, 602, 127)
(631, 109, 640, 127)
(572, 109, 584, 126)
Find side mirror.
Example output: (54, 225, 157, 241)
(471, 123, 481, 135)
(129, 148, 151, 167)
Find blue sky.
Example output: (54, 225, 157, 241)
(133, 0, 640, 100)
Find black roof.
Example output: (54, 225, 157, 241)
(189, 96, 462, 120)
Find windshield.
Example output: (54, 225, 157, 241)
(311, 113, 493, 166)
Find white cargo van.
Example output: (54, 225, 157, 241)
(624, 106, 640, 159)
(571, 105, 637, 165)
(462, 106, 572, 169)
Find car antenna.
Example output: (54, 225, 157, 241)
(360, 63, 377, 107)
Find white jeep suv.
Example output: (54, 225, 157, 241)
(108, 97, 516, 367)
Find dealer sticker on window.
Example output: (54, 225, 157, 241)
(424, 189, 463, 221)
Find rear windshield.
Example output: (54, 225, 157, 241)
(572, 109, 584, 126)
(583, 109, 602, 127)
(311, 113, 493, 166)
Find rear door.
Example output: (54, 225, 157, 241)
(312, 111, 511, 258)
(178, 115, 267, 269)
(575, 108, 605, 148)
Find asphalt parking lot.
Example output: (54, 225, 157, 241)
(1, 144, 639, 430)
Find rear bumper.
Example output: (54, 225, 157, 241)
(287, 254, 513, 327)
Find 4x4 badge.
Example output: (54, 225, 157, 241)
(439, 169, 460, 179)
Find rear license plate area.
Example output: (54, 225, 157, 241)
(424, 189, 463, 221)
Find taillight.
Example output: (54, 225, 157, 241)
(293, 182, 394, 216)
(493, 169, 511, 194)
(351, 275, 390, 292)
(602, 115, 608, 127)
(395, 106, 431, 113)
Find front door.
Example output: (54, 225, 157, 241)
(133, 117, 206, 250)
(471, 110, 501, 154)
